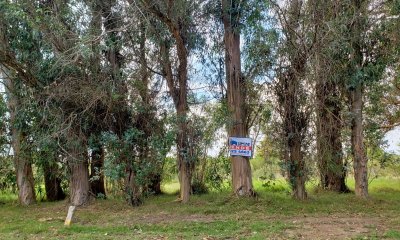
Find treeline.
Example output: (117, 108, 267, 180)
(0, 0, 399, 206)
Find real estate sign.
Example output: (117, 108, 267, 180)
(229, 137, 253, 157)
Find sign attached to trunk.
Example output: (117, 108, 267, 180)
(229, 137, 253, 157)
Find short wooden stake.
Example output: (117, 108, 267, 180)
(64, 206, 76, 226)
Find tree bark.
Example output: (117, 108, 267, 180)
(316, 95, 349, 192)
(351, 85, 368, 197)
(1, 13, 36, 206)
(316, 78, 349, 192)
(350, 0, 368, 198)
(288, 137, 307, 200)
(177, 100, 191, 203)
(221, 0, 254, 196)
(2, 73, 36, 205)
(15, 153, 36, 205)
(68, 137, 90, 206)
(125, 166, 142, 206)
(275, 0, 309, 200)
(313, 0, 349, 193)
(153, 6, 192, 202)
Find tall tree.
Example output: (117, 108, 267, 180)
(142, 0, 200, 203)
(0, 8, 36, 205)
(345, 0, 392, 197)
(348, 0, 369, 198)
(2, 73, 36, 205)
(312, 0, 349, 192)
(221, 0, 254, 196)
(274, 0, 313, 200)
(26, 0, 100, 205)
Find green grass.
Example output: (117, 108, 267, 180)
(1, 178, 400, 239)
(0, 191, 18, 203)
(385, 230, 400, 239)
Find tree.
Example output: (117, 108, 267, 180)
(2, 74, 36, 205)
(312, 0, 349, 192)
(0, 6, 36, 205)
(140, 0, 202, 203)
(346, 0, 369, 198)
(274, 0, 314, 200)
(221, 0, 254, 196)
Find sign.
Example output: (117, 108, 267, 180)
(229, 137, 253, 157)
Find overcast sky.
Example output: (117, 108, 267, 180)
(384, 127, 400, 154)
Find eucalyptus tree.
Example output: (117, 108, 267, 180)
(273, 0, 315, 200)
(344, 0, 369, 198)
(220, 0, 255, 196)
(0, 72, 36, 205)
(0, 0, 74, 203)
(309, 0, 394, 197)
(311, 0, 349, 192)
(136, 0, 204, 203)
(220, 0, 276, 196)
(0, 3, 39, 205)
(21, 0, 114, 205)
(344, 0, 396, 197)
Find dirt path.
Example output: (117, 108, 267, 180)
(283, 215, 388, 239)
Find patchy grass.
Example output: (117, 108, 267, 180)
(1, 178, 400, 239)
(0, 191, 17, 203)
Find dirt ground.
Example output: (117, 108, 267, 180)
(283, 215, 388, 239)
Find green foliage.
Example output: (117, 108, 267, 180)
(102, 122, 174, 197)
(0, 157, 16, 192)
(242, 1, 278, 82)
(204, 155, 231, 191)
(161, 157, 178, 183)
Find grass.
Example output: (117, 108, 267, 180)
(1, 178, 400, 239)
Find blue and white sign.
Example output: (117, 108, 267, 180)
(229, 137, 253, 157)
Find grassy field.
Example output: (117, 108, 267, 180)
(1, 178, 400, 240)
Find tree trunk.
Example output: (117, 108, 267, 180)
(316, 82, 349, 192)
(350, 0, 368, 198)
(177, 105, 191, 203)
(90, 144, 106, 198)
(43, 161, 65, 201)
(351, 86, 368, 197)
(147, 173, 162, 195)
(158, 24, 191, 202)
(15, 156, 36, 205)
(1, 20, 36, 206)
(3, 75, 36, 205)
(125, 166, 141, 206)
(147, 3, 193, 202)
(289, 139, 307, 200)
(138, 21, 162, 196)
(69, 141, 90, 206)
(313, 0, 349, 193)
(101, 2, 140, 204)
(276, 0, 309, 200)
(221, 0, 254, 196)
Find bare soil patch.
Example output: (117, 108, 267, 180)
(284, 215, 388, 239)
(135, 212, 217, 224)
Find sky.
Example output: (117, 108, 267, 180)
(383, 127, 400, 154)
